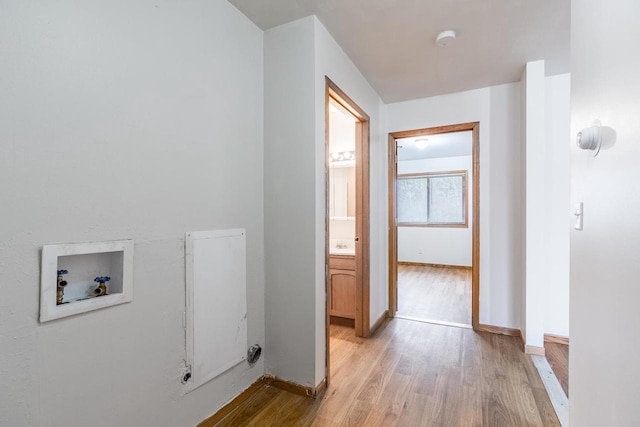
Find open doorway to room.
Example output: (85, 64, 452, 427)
(325, 78, 370, 386)
(388, 123, 479, 330)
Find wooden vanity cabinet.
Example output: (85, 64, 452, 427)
(329, 255, 356, 320)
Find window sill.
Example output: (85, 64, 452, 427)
(398, 223, 468, 228)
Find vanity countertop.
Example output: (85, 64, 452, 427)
(330, 247, 355, 256)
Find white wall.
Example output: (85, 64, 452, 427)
(264, 16, 316, 387)
(544, 74, 571, 337)
(330, 218, 355, 247)
(0, 1, 264, 426)
(387, 83, 523, 328)
(520, 68, 571, 347)
(522, 60, 547, 349)
(519, 74, 528, 339)
(329, 107, 356, 153)
(389, 74, 569, 334)
(397, 156, 473, 267)
(263, 16, 386, 388)
(570, 1, 640, 425)
(315, 17, 387, 385)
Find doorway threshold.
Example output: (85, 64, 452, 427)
(395, 314, 472, 330)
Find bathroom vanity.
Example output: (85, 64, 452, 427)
(328, 127, 356, 324)
(329, 253, 356, 321)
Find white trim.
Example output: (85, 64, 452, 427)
(531, 354, 569, 427)
(395, 314, 472, 330)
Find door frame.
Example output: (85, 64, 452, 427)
(325, 77, 371, 383)
(388, 122, 480, 330)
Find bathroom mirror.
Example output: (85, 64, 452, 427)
(329, 165, 355, 218)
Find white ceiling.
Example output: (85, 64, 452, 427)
(228, 0, 570, 103)
(397, 131, 472, 161)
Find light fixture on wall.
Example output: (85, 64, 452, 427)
(414, 138, 429, 149)
(576, 120, 602, 156)
(330, 151, 356, 163)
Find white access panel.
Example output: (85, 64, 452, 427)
(185, 229, 247, 392)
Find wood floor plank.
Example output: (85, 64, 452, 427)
(396, 391, 431, 427)
(210, 319, 560, 427)
(397, 264, 472, 325)
(360, 376, 408, 425)
(532, 386, 563, 427)
(544, 341, 569, 397)
(245, 391, 313, 427)
(339, 399, 374, 427)
(213, 384, 280, 427)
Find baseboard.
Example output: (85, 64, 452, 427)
(197, 377, 265, 427)
(370, 310, 389, 335)
(330, 316, 355, 327)
(397, 261, 472, 270)
(477, 323, 526, 350)
(476, 328, 568, 348)
(315, 377, 327, 398)
(544, 334, 569, 346)
(263, 374, 315, 398)
(477, 323, 522, 337)
(525, 344, 546, 356)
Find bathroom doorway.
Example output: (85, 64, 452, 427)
(325, 77, 370, 386)
(388, 123, 480, 330)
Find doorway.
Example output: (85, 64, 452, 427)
(325, 77, 370, 385)
(388, 122, 480, 330)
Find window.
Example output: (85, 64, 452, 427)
(397, 171, 467, 227)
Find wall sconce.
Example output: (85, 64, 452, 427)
(576, 120, 618, 157)
(577, 120, 602, 156)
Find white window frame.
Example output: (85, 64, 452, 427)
(397, 170, 468, 228)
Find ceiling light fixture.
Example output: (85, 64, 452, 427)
(414, 139, 429, 149)
(436, 30, 456, 47)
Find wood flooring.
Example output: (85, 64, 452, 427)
(544, 342, 569, 397)
(212, 319, 559, 426)
(397, 264, 472, 325)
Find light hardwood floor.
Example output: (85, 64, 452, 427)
(212, 319, 559, 426)
(544, 342, 569, 397)
(397, 264, 472, 325)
